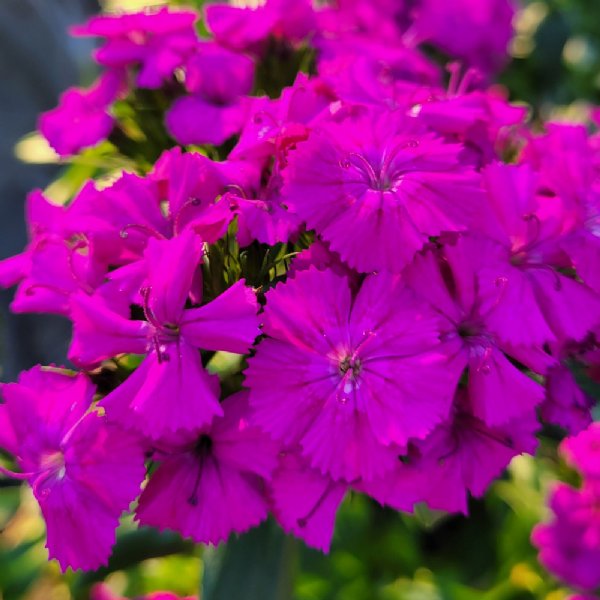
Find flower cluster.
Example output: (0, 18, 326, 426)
(532, 423, 600, 594)
(1, 0, 600, 574)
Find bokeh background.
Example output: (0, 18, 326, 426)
(1, 1, 599, 599)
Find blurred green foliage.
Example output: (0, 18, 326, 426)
(503, 0, 600, 118)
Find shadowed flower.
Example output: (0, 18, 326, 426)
(269, 450, 347, 552)
(136, 392, 278, 544)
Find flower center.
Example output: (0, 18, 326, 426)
(457, 321, 484, 339)
(193, 434, 213, 456)
(340, 153, 389, 191)
(339, 355, 362, 379)
(39, 451, 66, 481)
(339, 140, 419, 193)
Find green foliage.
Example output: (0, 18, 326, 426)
(502, 0, 600, 116)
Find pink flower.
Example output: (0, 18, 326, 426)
(69, 152, 233, 267)
(148, 148, 234, 242)
(525, 124, 600, 295)
(532, 483, 600, 592)
(166, 43, 254, 146)
(136, 392, 277, 544)
(410, 0, 516, 75)
(561, 422, 600, 481)
(0, 367, 145, 571)
(72, 8, 199, 89)
(91, 583, 195, 600)
(542, 361, 593, 435)
(365, 389, 539, 514)
(414, 84, 527, 167)
(69, 232, 260, 437)
(205, 0, 315, 55)
(38, 69, 125, 156)
(269, 451, 347, 552)
(213, 157, 301, 247)
(0, 188, 109, 316)
(230, 73, 336, 163)
(283, 108, 483, 273)
(314, 0, 414, 45)
(316, 39, 440, 107)
(479, 162, 600, 345)
(404, 234, 547, 426)
(245, 267, 460, 482)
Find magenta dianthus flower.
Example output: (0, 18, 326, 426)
(410, 0, 515, 75)
(69, 231, 260, 437)
(283, 108, 483, 273)
(0, 367, 145, 571)
(561, 422, 600, 481)
(91, 583, 195, 600)
(0, 188, 108, 316)
(38, 69, 125, 157)
(136, 392, 277, 544)
(72, 8, 199, 89)
(479, 162, 600, 345)
(365, 389, 539, 515)
(269, 450, 347, 552)
(404, 234, 547, 426)
(166, 43, 254, 146)
(205, 0, 315, 55)
(532, 483, 600, 592)
(245, 267, 460, 481)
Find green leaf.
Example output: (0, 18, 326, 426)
(202, 519, 297, 600)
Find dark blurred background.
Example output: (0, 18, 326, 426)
(0, 0, 100, 381)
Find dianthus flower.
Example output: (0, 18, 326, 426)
(38, 69, 125, 157)
(364, 389, 539, 514)
(314, 0, 413, 44)
(524, 124, 600, 295)
(269, 450, 347, 552)
(0, 188, 108, 316)
(410, 0, 515, 75)
(413, 79, 527, 167)
(541, 341, 594, 434)
(404, 234, 547, 426)
(532, 483, 600, 592)
(205, 0, 315, 55)
(166, 43, 254, 146)
(479, 162, 600, 345)
(69, 231, 260, 437)
(533, 423, 600, 592)
(136, 392, 277, 544)
(72, 8, 199, 89)
(68, 151, 234, 268)
(315, 39, 440, 107)
(283, 108, 483, 273)
(0, 367, 146, 571)
(230, 73, 336, 163)
(561, 422, 600, 481)
(245, 267, 460, 482)
(91, 583, 194, 600)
